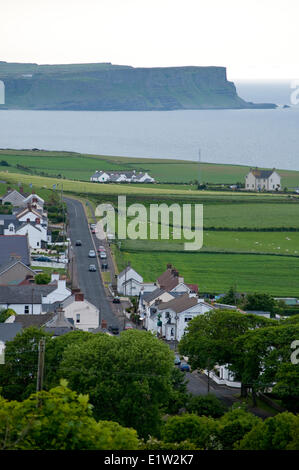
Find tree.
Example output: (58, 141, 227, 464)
(0, 327, 52, 401)
(272, 363, 299, 413)
(0, 308, 16, 323)
(55, 330, 175, 439)
(186, 394, 227, 418)
(0, 380, 139, 450)
(161, 414, 220, 450)
(232, 323, 299, 404)
(221, 286, 237, 305)
(35, 273, 51, 284)
(237, 412, 299, 450)
(179, 309, 274, 397)
(163, 367, 189, 415)
(217, 405, 261, 450)
(243, 292, 277, 314)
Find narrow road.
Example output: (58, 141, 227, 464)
(64, 197, 120, 329)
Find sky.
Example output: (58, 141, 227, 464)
(0, 0, 298, 80)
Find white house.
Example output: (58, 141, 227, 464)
(90, 170, 155, 184)
(15, 206, 48, 227)
(245, 169, 281, 191)
(60, 290, 99, 331)
(117, 266, 143, 296)
(138, 287, 175, 320)
(156, 264, 198, 295)
(145, 293, 214, 341)
(41, 273, 71, 305)
(22, 193, 45, 211)
(16, 222, 48, 249)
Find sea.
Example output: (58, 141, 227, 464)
(0, 80, 298, 170)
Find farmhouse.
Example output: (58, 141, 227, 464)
(245, 168, 281, 191)
(90, 170, 155, 183)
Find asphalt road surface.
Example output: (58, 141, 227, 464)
(64, 197, 120, 329)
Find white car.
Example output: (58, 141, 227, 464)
(88, 250, 96, 258)
(99, 251, 107, 259)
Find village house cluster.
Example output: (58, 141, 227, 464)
(90, 169, 155, 183)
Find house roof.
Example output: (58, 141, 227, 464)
(44, 310, 74, 336)
(0, 284, 56, 304)
(143, 287, 168, 303)
(13, 312, 55, 328)
(118, 265, 140, 280)
(157, 265, 181, 291)
(0, 215, 20, 234)
(0, 235, 30, 266)
(0, 259, 36, 277)
(15, 206, 43, 219)
(0, 323, 23, 342)
(157, 293, 198, 314)
(250, 169, 277, 179)
(1, 190, 26, 205)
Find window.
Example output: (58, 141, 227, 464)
(165, 312, 170, 319)
(76, 314, 80, 323)
(9, 224, 14, 232)
(24, 305, 29, 314)
(185, 317, 193, 323)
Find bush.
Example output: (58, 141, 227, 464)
(186, 394, 227, 418)
(35, 273, 51, 285)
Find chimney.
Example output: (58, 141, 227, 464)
(71, 287, 80, 295)
(35, 217, 40, 224)
(75, 292, 84, 302)
(26, 218, 30, 223)
(101, 319, 108, 329)
(51, 273, 60, 283)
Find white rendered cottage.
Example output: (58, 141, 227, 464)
(117, 266, 143, 296)
(245, 169, 281, 191)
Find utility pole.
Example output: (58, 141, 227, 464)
(198, 147, 201, 188)
(36, 338, 46, 393)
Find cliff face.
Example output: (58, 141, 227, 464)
(0, 62, 276, 110)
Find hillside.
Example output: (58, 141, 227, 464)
(0, 61, 276, 111)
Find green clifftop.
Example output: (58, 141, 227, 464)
(0, 61, 276, 110)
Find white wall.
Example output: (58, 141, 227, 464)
(63, 299, 99, 331)
(42, 280, 71, 305)
(0, 303, 42, 315)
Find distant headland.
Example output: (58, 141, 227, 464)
(0, 61, 277, 111)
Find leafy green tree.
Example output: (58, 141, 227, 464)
(161, 413, 220, 450)
(179, 309, 274, 397)
(272, 363, 299, 413)
(186, 394, 227, 418)
(0, 380, 139, 450)
(237, 412, 299, 450)
(164, 367, 189, 415)
(0, 308, 16, 323)
(221, 286, 237, 305)
(217, 405, 261, 450)
(0, 327, 52, 400)
(232, 323, 299, 404)
(243, 292, 277, 314)
(35, 273, 51, 284)
(55, 330, 174, 438)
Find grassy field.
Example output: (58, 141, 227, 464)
(116, 250, 299, 296)
(1, 149, 299, 186)
(1, 166, 298, 296)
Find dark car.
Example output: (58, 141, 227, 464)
(75, 240, 82, 246)
(101, 263, 108, 270)
(112, 297, 121, 304)
(32, 256, 52, 262)
(180, 362, 190, 372)
(108, 325, 119, 335)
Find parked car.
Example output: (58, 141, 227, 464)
(99, 251, 107, 259)
(75, 240, 82, 246)
(32, 256, 52, 262)
(124, 323, 133, 330)
(101, 262, 108, 270)
(108, 325, 119, 335)
(88, 250, 96, 258)
(97, 246, 106, 252)
(90, 223, 96, 229)
(180, 362, 190, 372)
(112, 296, 121, 304)
(88, 264, 97, 272)
(174, 355, 181, 365)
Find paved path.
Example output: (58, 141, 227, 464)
(64, 197, 120, 329)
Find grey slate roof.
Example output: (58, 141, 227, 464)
(0, 323, 22, 342)
(0, 235, 30, 266)
(13, 313, 55, 328)
(157, 293, 198, 314)
(0, 215, 20, 234)
(0, 284, 56, 304)
(143, 288, 167, 303)
(44, 310, 74, 336)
